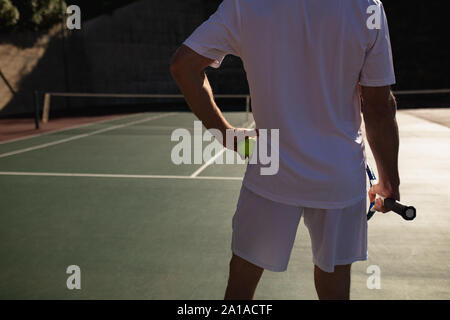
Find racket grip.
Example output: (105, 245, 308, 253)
(384, 198, 416, 221)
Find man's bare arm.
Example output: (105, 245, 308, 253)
(170, 45, 233, 138)
(361, 85, 400, 211)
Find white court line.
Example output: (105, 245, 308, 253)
(0, 113, 176, 159)
(0, 112, 148, 145)
(190, 148, 227, 178)
(190, 121, 256, 178)
(0, 171, 243, 181)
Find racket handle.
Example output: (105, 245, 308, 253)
(384, 198, 416, 221)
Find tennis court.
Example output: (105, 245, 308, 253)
(0, 107, 449, 300)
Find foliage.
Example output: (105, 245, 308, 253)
(0, 0, 20, 31)
(11, 0, 66, 31)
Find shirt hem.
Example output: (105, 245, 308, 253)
(359, 77, 396, 87)
(242, 180, 366, 209)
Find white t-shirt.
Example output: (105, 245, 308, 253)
(184, 0, 396, 209)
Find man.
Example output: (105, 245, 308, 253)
(170, 0, 399, 300)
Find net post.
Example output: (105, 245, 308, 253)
(33, 90, 40, 130)
(42, 93, 51, 123)
(245, 95, 250, 124)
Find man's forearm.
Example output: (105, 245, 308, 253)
(363, 93, 400, 187)
(171, 66, 232, 136)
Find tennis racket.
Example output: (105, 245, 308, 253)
(366, 164, 416, 221)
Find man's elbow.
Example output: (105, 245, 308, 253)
(170, 45, 212, 80)
(388, 91, 398, 116)
(169, 46, 191, 79)
(169, 53, 185, 80)
(361, 86, 397, 118)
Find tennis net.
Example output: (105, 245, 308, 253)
(393, 89, 450, 109)
(37, 92, 252, 126)
(34, 89, 449, 130)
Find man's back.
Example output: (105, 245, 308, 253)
(172, 0, 399, 300)
(184, 0, 396, 208)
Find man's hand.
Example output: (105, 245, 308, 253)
(369, 182, 400, 213)
(221, 127, 258, 152)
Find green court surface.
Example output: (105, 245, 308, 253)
(0, 110, 449, 299)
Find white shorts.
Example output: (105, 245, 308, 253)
(231, 186, 368, 273)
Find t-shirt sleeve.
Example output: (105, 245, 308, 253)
(359, 3, 396, 87)
(183, 0, 241, 69)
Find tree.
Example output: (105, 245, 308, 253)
(0, 0, 20, 31)
(11, 0, 66, 31)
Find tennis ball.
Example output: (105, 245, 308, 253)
(237, 137, 257, 159)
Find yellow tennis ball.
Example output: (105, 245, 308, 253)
(237, 137, 256, 158)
